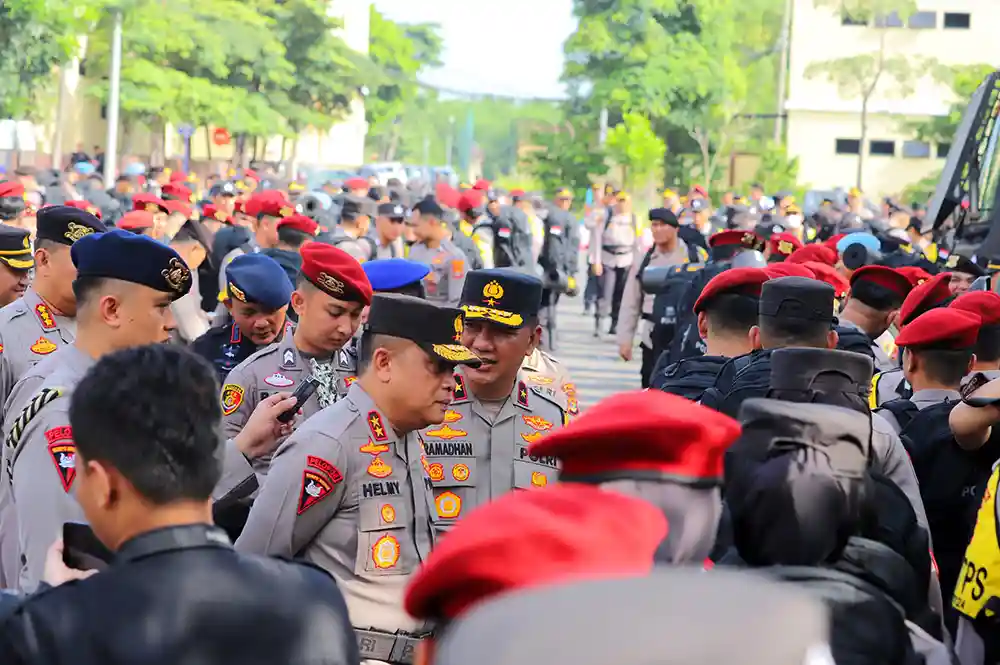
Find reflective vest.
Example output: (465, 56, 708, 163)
(953, 465, 1000, 620)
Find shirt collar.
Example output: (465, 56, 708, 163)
(116, 524, 230, 563)
(347, 382, 400, 445)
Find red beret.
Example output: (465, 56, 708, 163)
(895, 308, 980, 349)
(472, 179, 491, 191)
(118, 210, 155, 231)
(765, 263, 815, 279)
(161, 182, 193, 202)
(403, 484, 667, 621)
(849, 265, 912, 299)
(458, 190, 484, 213)
(691, 185, 708, 198)
(246, 191, 293, 219)
(951, 291, 1000, 326)
(131, 193, 168, 214)
(899, 272, 952, 326)
(435, 183, 461, 209)
(768, 232, 803, 258)
(896, 265, 932, 287)
(233, 200, 246, 215)
(802, 261, 849, 298)
(694, 267, 770, 313)
(0, 181, 25, 199)
(823, 234, 846, 250)
(529, 389, 741, 481)
(510, 188, 526, 199)
(162, 199, 192, 218)
(242, 168, 259, 182)
(345, 177, 368, 190)
(277, 214, 319, 237)
(708, 230, 765, 252)
(787, 244, 837, 266)
(63, 200, 102, 219)
(168, 170, 187, 183)
(300, 243, 372, 304)
(201, 204, 232, 225)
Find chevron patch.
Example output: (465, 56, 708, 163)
(5, 387, 63, 482)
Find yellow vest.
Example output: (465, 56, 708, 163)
(953, 465, 1000, 620)
(459, 219, 474, 238)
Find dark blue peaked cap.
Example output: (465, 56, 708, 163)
(225, 253, 293, 310)
(363, 258, 430, 292)
(71, 229, 192, 299)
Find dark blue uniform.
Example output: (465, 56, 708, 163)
(191, 321, 267, 383)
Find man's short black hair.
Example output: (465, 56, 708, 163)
(705, 294, 759, 335)
(758, 314, 831, 349)
(277, 226, 312, 249)
(71, 275, 112, 309)
(0, 196, 25, 221)
(974, 324, 1000, 363)
(69, 345, 222, 504)
(911, 348, 972, 387)
(850, 280, 905, 312)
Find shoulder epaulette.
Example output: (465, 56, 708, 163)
(5, 387, 64, 478)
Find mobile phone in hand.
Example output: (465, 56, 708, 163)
(277, 376, 319, 424)
(62, 522, 113, 571)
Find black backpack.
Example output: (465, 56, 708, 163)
(835, 325, 876, 365)
(701, 350, 773, 417)
(766, 565, 922, 665)
(651, 355, 728, 401)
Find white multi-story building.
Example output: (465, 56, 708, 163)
(785, 0, 1000, 197)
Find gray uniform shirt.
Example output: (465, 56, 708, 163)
(876, 388, 961, 434)
(221, 333, 357, 473)
(5, 347, 94, 590)
(407, 239, 468, 308)
(330, 227, 375, 263)
(838, 318, 895, 373)
(521, 348, 578, 416)
(420, 370, 566, 535)
(872, 367, 908, 408)
(236, 383, 435, 634)
(590, 213, 636, 268)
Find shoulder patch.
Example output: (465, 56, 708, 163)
(221, 384, 245, 416)
(452, 373, 469, 403)
(34, 304, 57, 331)
(297, 468, 337, 515)
(6, 387, 64, 477)
(367, 411, 388, 441)
(45, 426, 76, 492)
(451, 258, 465, 279)
(516, 380, 530, 409)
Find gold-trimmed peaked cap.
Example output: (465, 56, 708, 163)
(366, 293, 480, 366)
(0, 224, 33, 270)
(460, 268, 543, 329)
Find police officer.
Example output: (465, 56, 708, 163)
(372, 203, 407, 259)
(872, 273, 953, 407)
(5, 229, 192, 590)
(591, 190, 636, 336)
(875, 307, 985, 615)
(215, 190, 291, 296)
(191, 254, 293, 383)
(0, 206, 106, 423)
(328, 195, 376, 262)
(221, 244, 371, 469)
(237, 294, 481, 663)
(0, 226, 33, 309)
(538, 188, 579, 350)
(946, 253, 988, 296)
(530, 389, 741, 564)
(363, 258, 429, 298)
(408, 197, 468, 308)
(521, 346, 577, 416)
(0, 183, 28, 229)
(422, 269, 568, 535)
(617, 208, 708, 387)
(442, 192, 485, 271)
(836, 265, 913, 372)
(0, 345, 358, 664)
(651, 267, 769, 400)
(261, 213, 318, 287)
(951, 292, 1000, 391)
(473, 188, 535, 272)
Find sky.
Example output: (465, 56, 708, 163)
(371, 0, 576, 100)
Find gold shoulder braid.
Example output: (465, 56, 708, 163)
(5, 387, 63, 482)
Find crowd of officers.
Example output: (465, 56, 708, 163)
(5, 160, 1000, 664)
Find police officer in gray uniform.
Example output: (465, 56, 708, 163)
(836, 265, 914, 373)
(423, 269, 568, 534)
(221, 243, 371, 471)
(408, 197, 468, 308)
(4, 229, 192, 590)
(236, 293, 482, 664)
(327, 195, 376, 263)
(0, 225, 33, 309)
(538, 188, 580, 351)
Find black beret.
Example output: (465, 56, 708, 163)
(648, 207, 679, 227)
(460, 268, 543, 328)
(759, 276, 835, 323)
(71, 229, 192, 298)
(366, 293, 480, 366)
(36, 205, 107, 246)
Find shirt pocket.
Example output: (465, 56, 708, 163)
(427, 457, 477, 533)
(355, 495, 416, 576)
(512, 458, 556, 491)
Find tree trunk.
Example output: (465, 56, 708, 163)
(699, 131, 712, 185)
(857, 97, 868, 190)
(251, 136, 259, 163)
(289, 136, 299, 182)
(205, 127, 212, 163)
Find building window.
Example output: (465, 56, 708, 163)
(836, 139, 861, 155)
(869, 140, 896, 156)
(841, 9, 867, 26)
(902, 140, 931, 158)
(943, 12, 971, 29)
(874, 11, 903, 27)
(937, 143, 952, 158)
(907, 11, 937, 29)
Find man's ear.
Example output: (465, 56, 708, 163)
(826, 329, 839, 350)
(525, 325, 542, 357)
(749, 325, 762, 350)
(290, 290, 306, 318)
(969, 353, 978, 374)
(697, 311, 709, 341)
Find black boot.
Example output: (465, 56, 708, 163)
(593, 317, 602, 338)
(608, 319, 618, 335)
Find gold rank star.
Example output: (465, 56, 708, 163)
(369, 414, 385, 438)
(519, 386, 528, 401)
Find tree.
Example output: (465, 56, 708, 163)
(522, 118, 608, 200)
(751, 143, 801, 194)
(604, 112, 665, 190)
(805, 0, 925, 189)
(908, 63, 996, 145)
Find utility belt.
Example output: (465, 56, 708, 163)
(355, 627, 431, 664)
(601, 245, 632, 256)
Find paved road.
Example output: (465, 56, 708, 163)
(551, 293, 641, 410)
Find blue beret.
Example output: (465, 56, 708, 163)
(363, 258, 430, 292)
(225, 254, 293, 310)
(836, 232, 880, 255)
(71, 229, 192, 298)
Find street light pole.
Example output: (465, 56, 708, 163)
(773, 0, 794, 143)
(103, 8, 123, 184)
(445, 116, 455, 168)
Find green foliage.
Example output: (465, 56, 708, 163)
(908, 64, 996, 145)
(604, 112, 666, 189)
(751, 143, 800, 193)
(901, 171, 939, 205)
(522, 119, 608, 200)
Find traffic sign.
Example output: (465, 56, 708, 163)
(213, 128, 231, 146)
